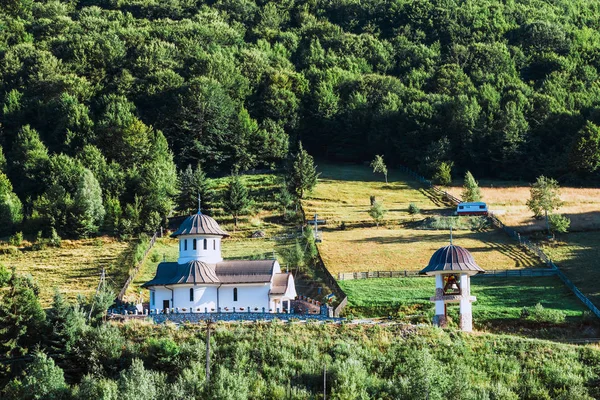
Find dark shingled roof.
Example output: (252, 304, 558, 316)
(420, 245, 485, 275)
(171, 212, 229, 238)
(270, 273, 292, 295)
(142, 259, 277, 287)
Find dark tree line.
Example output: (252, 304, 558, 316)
(2, 0, 600, 237)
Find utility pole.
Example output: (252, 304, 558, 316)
(88, 268, 105, 322)
(206, 319, 213, 383)
(323, 363, 327, 400)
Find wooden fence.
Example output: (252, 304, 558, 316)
(399, 165, 600, 319)
(117, 231, 159, 302)
(337, 268, 557, 281)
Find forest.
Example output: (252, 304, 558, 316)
(2, 0, 600, 239)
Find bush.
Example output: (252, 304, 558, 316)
(49, 228, 61, 248)
(521, 303, 566, 324)
(9, 231, 23, 246)
(150, 252, 161, 263)
(408, 203, 420, 214)
(433, 162, 453, 186)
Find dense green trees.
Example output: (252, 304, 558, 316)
(2, 0, 600, 239)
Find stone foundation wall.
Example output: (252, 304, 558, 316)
(150, 311, 338, 324)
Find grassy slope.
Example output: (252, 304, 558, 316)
(339, 276, 595, 338)
(305, 163, 541, 275)
(445, 182, 600, 232)
(0, 237, 129, 306)
(543, 232, 600, 309)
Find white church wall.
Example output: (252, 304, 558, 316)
(178, 235, 222, 264)
(219, 284, 271, 311)
(173, 285, 218, 311)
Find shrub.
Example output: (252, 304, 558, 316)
(408, 203, 420, 214)
(520, 303, 566, 324)
(49, 228, 61, 248)
(433, 162, 452, 186)
(9, 231, 23, 246)
(150, 252, 161, 263)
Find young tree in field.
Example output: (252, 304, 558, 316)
(223, 174, 250, 228)
(287, 142, 319, 199)
(526, 176, 563, 233)
(433, 162, 452, 186)
(461, 171, 482, 202)
(369, 201, 387, 227)
(177, 164, 213, 214)
(370, 155, 388, 183)
(548, 213, 570, 238)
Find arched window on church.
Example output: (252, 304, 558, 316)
(213, 240, 216, 250)
(184, 240, 188, 251)
(233, 288, 238, 302)
(189, 288, 194, 302)
(203, 239, 207, 250)
(193, 239, 197, 250)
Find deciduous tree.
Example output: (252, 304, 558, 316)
(526, 176, 563, 233)
(370, 155, 388, 184)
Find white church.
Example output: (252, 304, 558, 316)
(143, 210, 297, 313)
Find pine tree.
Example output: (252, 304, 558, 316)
(72, 169, 105, 237)
(177, 164, 213, 214)
(461, 171, 482, 202)
(223, 174, 249, 228)
(0, 172, 23, 235)
(370, 155, 388, 183)
(0, 267, 46, 362)
(369, 201, 387, 227)
(287, 142, 319, 199)
(45, 290, 87, 356)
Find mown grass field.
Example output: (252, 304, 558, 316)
(339, 276, 594, 337)
(303, 163, 448, 225)
(0, 237, 130, 306)
(445, 182, 600, 233)
(304, 164, 541, 275)
(542, 231, 600, 309)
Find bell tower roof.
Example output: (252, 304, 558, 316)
(171, 212, 229, 238)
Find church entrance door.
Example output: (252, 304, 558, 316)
(163, 300, 170, 313)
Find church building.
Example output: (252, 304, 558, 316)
(143, 211, 297, 313)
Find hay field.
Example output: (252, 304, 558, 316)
(0, 237, 129, 306)
(305, 164, 541, 275)
(319, 227, 541, 275)
(303, 163, 449, 225)
(445, 183, 600, 232)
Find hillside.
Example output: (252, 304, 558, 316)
(4, 321, 600, 399)
(304, 164, 542, 275)
(3, 0, 600, 243)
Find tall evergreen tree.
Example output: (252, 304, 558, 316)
(177, 164, 213, 214)
(223, 174, 249, 228)
(461, 171, 482, 202)
(0, 172, 23, 235)
(287, 142, 319, 199)
(8, 125, 49, 213)
(0, 266, 46, 363)
(72, 169, 105, 238)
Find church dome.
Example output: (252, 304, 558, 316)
(171, 212, 229, 238)
(420, 245, 485, 275)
